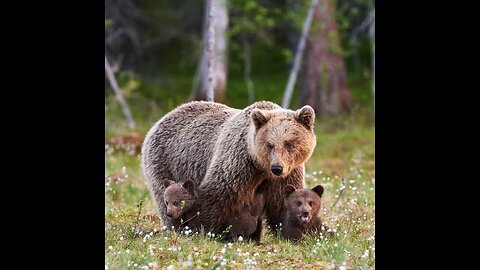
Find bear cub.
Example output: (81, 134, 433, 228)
(164, 179, 264, 242)
(163, 179, 198, 228)
(281, 184, 326, 241)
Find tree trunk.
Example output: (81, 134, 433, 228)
(300, 0, 353, 116)
(196, 0, 228, 103)
(205, 0, 215, 102)
(282, 0, 319, 109)
(242, 33, 255, 104)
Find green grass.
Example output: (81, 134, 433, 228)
(105, 101, 375, 269)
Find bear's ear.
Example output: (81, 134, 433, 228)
(284, 185, 296, 198)
(295, 105, 315, 129)
(182, 180, 196, 196)
(251, 108, 271, 129)
(312, 185, 324, 198)
(164, 179, 175, 188)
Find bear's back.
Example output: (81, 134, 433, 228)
(142, 101, 240, 185)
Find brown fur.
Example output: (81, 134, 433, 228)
(163, 179, 197, 228)
(225, 191, 264, 242)
(164, 179, 264, 242)
(281, 185, 326, 242)
(141, 101, 316, 237)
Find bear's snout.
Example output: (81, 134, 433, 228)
(271, 165, 283, 176)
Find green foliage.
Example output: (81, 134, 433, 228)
(228, 0, 281, 39)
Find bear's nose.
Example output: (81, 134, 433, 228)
(302, 211, 309, 217)
(271, 165, 283, 176)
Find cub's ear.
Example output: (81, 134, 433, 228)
(182, 180, 196, 196)
(295, 105, 315, 129)
(312, 185, 324, 198)
(284, 185, 296, 198)
(251, 109, 271, 129)
(164, 179, 175, 188)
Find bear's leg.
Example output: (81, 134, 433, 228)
(249, 216, 263, 244)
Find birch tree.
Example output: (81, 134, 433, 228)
(191, 0, 228, 102)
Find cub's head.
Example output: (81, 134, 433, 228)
(249, 105, 316, 178)
(163, 179, 196, 220)
(284, 185, 324, 228)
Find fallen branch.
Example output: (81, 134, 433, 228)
(105, 55, 135, 129)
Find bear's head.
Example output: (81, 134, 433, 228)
(163, 179, 196, 220)
(249, 105, 316, 178)
(284, 185, 324, 228)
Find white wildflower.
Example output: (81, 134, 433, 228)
(147, 263, 158, 269)
(183, 260, 193, 268)
(361, 249, 370, 259)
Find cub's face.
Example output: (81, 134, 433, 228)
(163, 180, 196, 220)
(250, 105, 316, 179)
(284, 185, 324, 228)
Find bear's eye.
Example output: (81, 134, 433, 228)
(296, 201, 302, 207)
(284, 142, 294, 150)
(266, 143, 274, 150)
(308, 201, 314, 207)
(173, 201, 179, 207)
(165, 201, 169, 206)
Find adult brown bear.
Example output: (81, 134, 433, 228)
(141, 101, 316, 237)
